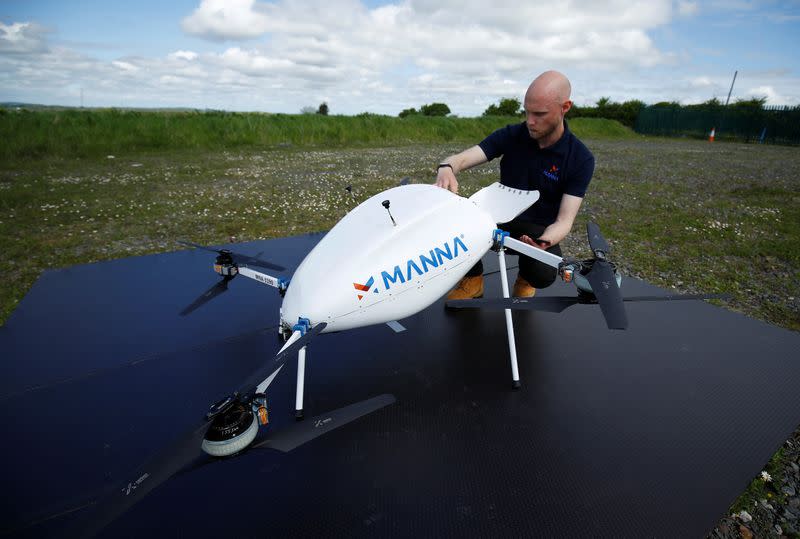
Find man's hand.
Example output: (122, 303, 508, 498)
(520, 235, 551, 249)
(435, 167, 459, 194)
(433, 146, 488, 195)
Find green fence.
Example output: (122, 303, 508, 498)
(635, 105, 800, 145)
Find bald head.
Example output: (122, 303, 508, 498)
(523, 70, 573, 147)
(526, 70, 571, 105)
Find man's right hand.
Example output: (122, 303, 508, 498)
(433, 146, 488, 195)
(435, 167, 459, 194)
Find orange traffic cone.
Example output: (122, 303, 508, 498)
(708, 127, 716, 142)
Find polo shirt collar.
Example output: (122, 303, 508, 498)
(546, 119, 571, 154)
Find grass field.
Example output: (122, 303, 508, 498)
(1, 117, 798, 533)
(0, 109, 636, 161)
(1, 132, 796, 331)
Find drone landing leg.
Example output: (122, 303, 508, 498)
(497, 247, 521, 389)
(295, 345, 307, 420)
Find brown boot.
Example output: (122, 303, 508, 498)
(512, 276, 536, 298)
(446, 275, 484, 300)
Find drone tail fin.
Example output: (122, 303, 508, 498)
(468, 182, 539, 223)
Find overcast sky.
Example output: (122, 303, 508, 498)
(1, 0, 798, 115)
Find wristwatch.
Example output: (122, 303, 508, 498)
(437, 163, 453, 172)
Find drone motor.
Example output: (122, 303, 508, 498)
(213, 251, 238, 277)
(201, 397, 260, 457)
(572, 258, 622, 296)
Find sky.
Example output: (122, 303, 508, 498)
(1, 0, 799, 116)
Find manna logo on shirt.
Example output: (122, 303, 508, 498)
(543, 164, 560, 181)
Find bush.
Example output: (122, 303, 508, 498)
(483, 98, 521, 116)
(420, 103, 450, 117)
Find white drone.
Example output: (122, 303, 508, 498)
(77, 181, 722, 536)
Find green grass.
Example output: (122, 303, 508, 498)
(0, 108, 636, 161)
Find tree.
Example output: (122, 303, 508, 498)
(398, 107, 418, 118)
(483, 97, 522, 116)
(732, 96, 767, 110)
(300, 106, 316, 114)
(596, 96, 612, 109)
(317, 102, 329, 115)
(420, 102, 451, 116)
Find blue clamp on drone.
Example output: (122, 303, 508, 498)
(492, 229, 510, 249)
(293, 317, 311, 336)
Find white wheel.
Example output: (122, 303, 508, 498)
(201, 413, 259, 457)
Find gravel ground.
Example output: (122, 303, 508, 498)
(708, 426, 800, 539)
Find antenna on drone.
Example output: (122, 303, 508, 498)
(382, 200, 397, 227)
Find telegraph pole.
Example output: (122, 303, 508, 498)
(718, 70, 738, 138)
(724, 71, 738, 107)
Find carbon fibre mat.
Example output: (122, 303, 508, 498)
(2, 233, 799, 538)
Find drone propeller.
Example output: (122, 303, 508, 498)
(446, 296, 580, 313)
(581, 223, 628, 329)
(178, 240, 286, 272)
(585, 258, 628, 329)
(175, 393, 397, 479)
(446, 293, 729, 315)
(448, 222, 728, 328)
(586, 221, 610, 254)
(71, 322, 326, 538)
(13, 391, 394, 538)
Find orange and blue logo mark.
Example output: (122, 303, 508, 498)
(353, 276, 375, 300)
(352, 235, 469, 300)
(543, 164, 560, 181)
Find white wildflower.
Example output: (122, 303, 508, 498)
(738, 510, 753, 522)
(760, 471, 772, 482)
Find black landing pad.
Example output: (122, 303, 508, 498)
(2, 233, 799, 538)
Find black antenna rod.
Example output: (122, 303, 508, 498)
(381, 200, 397, 226)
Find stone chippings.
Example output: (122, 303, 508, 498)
(708, 427, 800, 539)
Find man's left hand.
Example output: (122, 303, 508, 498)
(520, 235, 552, 249)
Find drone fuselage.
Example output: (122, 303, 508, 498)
(280, 184, 498, 332)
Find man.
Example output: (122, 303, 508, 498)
(435, 70, 594, 300)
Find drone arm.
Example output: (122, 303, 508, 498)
(504, 236, 564, 269)
(236, 266, 289, 292)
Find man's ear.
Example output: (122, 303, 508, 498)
(562, 100, 573, 114)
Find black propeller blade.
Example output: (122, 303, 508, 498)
(586, 221, 610, 254)
(583, 223, 628, 329)
(446, 296, 580, 313)
(178, 240, 286, 272)
(179, 275, 234, 316)
(161, 395, 397, 493)
(585, 258, 628, 329)
(252, 393, 396, 452)
(72, 322, 326, 538)
(446, 293, 730, 314)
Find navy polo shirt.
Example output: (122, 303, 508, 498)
(478, 120, 594, 225)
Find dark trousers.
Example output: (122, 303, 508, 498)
(466, 221, 562, 288)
